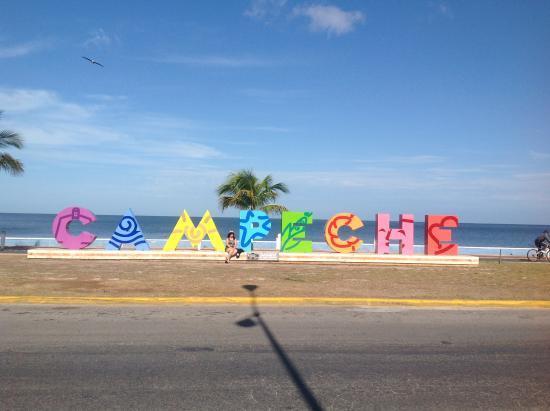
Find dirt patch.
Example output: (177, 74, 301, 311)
(0, 254, 548, 300)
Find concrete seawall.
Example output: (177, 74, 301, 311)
(27, 248, 479, 266)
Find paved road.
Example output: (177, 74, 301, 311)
(1, 304, 549, 410)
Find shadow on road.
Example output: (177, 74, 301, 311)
(236, 284, 324, 411)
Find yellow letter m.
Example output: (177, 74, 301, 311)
(163, 210, 225, 252)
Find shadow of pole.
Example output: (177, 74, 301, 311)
(237, 285, 324, 411)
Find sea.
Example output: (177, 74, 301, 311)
(0, 213, 546, 256)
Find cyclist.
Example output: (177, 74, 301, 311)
(534, 230, 550, 251)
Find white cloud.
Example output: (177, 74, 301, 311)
(0, 88, 91, 119)
(436, 2, 454, 18)
(278, 163, 525, 194)
(244, 0, 288, 20)
(138, 115, 198, 130)
(14, 123, 125, 147)
(530, 151, 550, 160)
(151, 54, 273, 68)
(271, 162, 550, 223)
(85, 94, 128, 102)
(292, 5, 365, 35)
(83, 28, 113, 48)
(240, 88, 308, 103)
(354, 155, 446, 166)
(514, 171, 550, 180)
(0, 87, 223, 163)
(220, 124, 290, 133)
(0, 39, 51, 58)
(281, 169, 445, 191)
(135, 141, 222, 160)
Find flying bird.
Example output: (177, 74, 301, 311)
(81, 56, 104, 68)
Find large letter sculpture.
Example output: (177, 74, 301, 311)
(52, 206, 96, 250)
(375, 213, 414, 255)
(163, 210, 225, 252)
(425, 215, 459, 255)
(106, 209, 150, 251)
(281, 211, 313, 253)
(325, 212, 364, 253)
(239, 210, 272, 252)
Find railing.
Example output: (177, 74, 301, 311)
(0, 237, 531, 257)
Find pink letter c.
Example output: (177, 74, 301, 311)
(52, 206, 97, 249)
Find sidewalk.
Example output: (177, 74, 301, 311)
(0, 254, 548, 302)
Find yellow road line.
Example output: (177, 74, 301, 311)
(0, 296, 548, 308)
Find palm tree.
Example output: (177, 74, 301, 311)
(217, 169, 289, 215)
(0, 111, 24, 176)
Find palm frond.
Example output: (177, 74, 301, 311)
(0, 112, 25, 176)
(270, 182, 289, 193)
(261, 174, 273, 187)
(0, 130, 24, 149)
(260, 204, 288, 215)
(0, 153, 24, 175)
(216, 182, 236, 197)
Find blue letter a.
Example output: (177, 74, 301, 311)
(106, 209, 150, 251)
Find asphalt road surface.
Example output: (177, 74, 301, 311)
(1, 304, 549, 410)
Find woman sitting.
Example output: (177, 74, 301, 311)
(225, 231, 242, 263)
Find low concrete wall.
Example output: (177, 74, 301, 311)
(278, 252, 478, 265)
(27, 248, 479, 266)
(27, 249, 225, 260)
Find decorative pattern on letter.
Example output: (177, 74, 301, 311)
(281, 211, 313, 253)
(106, 209, 150, 251)
(163, 210, 225, 252)
(52, 206, 97, 250)
(425, 215, 459, 255)
(324, 213, 364, 253)
(239, 210, 272, 252)
(375, 213, 414, 255)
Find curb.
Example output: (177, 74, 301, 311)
(0, 296, 549, 308)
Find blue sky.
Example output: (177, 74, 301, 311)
(0, 0, 548, 224)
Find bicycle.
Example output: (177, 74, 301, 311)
(527, 245, 550, 262)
